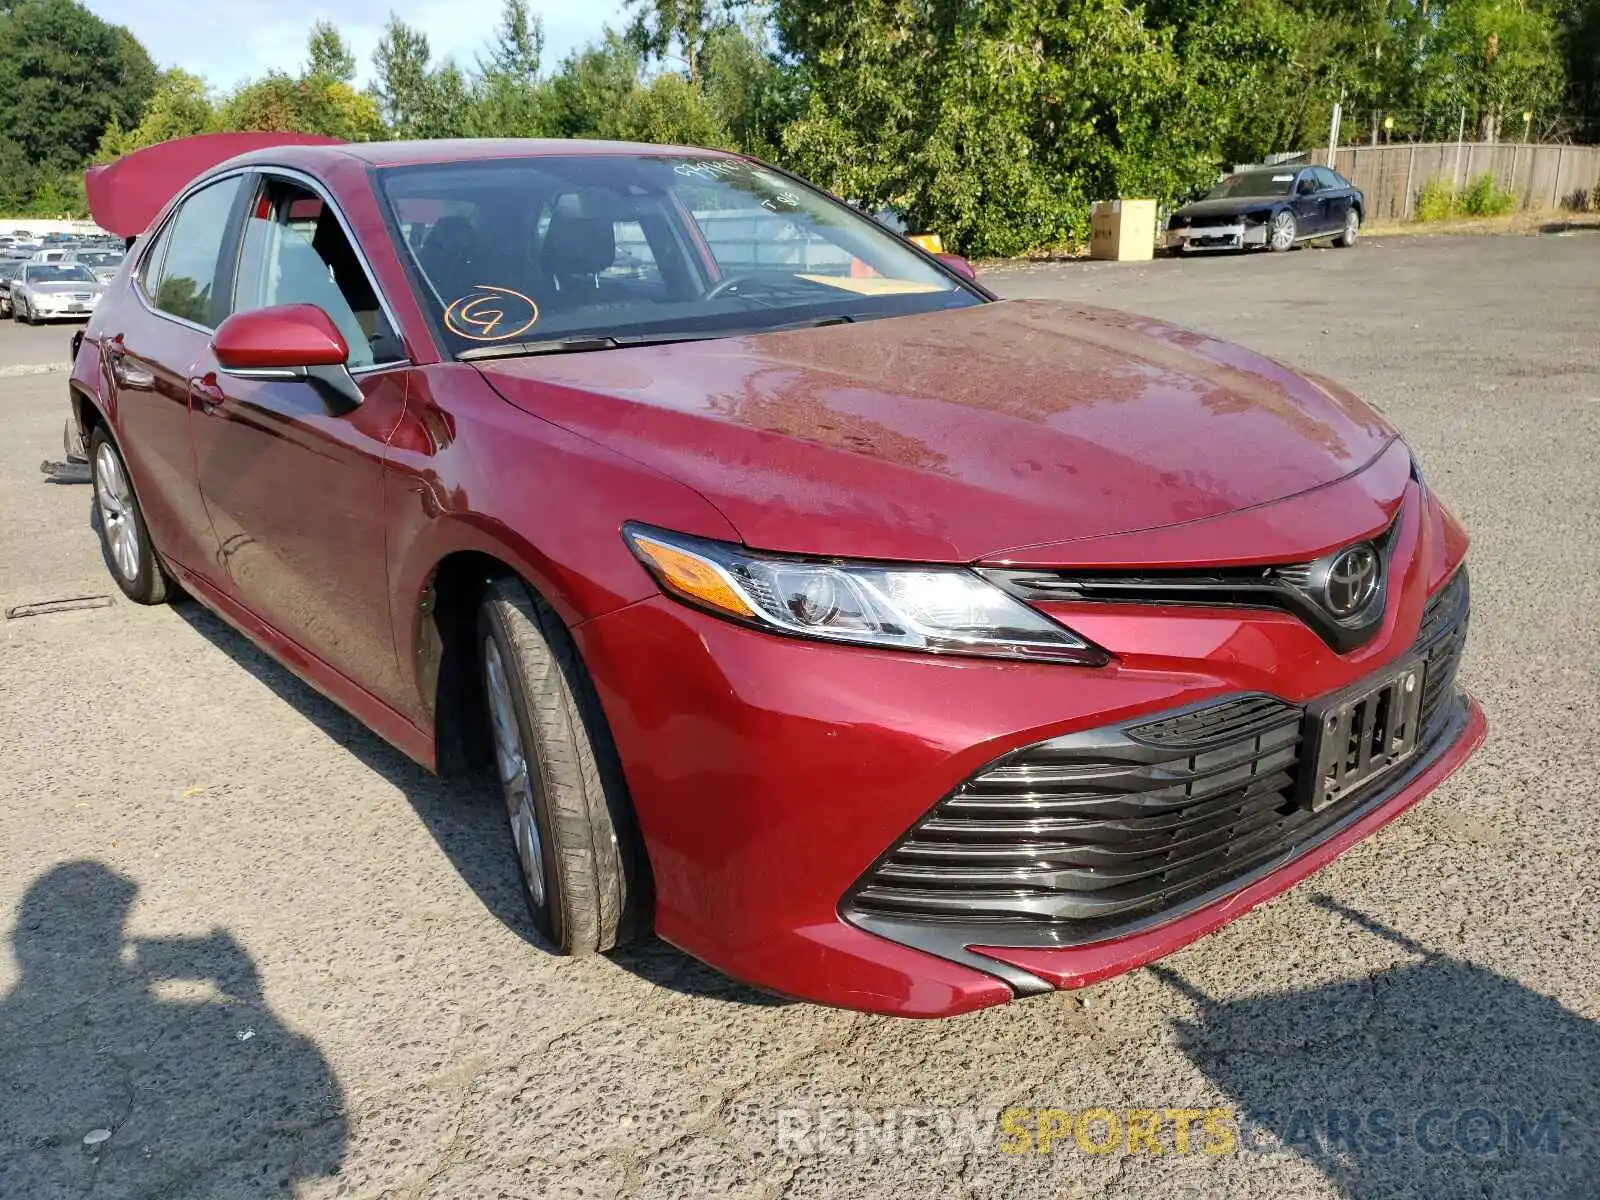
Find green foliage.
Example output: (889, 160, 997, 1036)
(211, 73, 385, 142)
(615, 72, 728, 146)
(472, 0, 547, 137)
(306, 21, 358, 84)
(1416, 178, 1459, 221)
(540, 32, 643, 139)
(625, 0, 726, 81)
(1414, 173, 1518, 221)
(95, 69, 212, 160)
(776, 0, 1267, 254)
(372, 16, 438, 137)
(700, 21, 797, 158)
(11, 0, 1591, 253)
(0, 0, 156, 210)
(1458, 173, 1517, 216)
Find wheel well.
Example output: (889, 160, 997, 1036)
(70, 384, 103, 442)
(422, 550, 516, 777)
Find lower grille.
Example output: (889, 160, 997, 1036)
(847, 569, 1471, 944)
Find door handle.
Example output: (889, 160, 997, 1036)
(190, 374, 227, 412)
(103, 333, 156, 390)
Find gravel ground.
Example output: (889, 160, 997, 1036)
(1, 233, 1597, 1199)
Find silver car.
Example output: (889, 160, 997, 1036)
(61, 247, 127, 284)
(11, 263, 103, 323)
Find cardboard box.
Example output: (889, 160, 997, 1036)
(1089, 199, 1157, 261)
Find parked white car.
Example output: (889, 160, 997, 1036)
(28, 248, 70, 264)
(10, 263, 103, 323)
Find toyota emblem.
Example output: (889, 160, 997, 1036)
(1324, 544, 1379, 617)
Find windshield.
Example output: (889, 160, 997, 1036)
(76, 251, 122, 266)
(26, 265, 97, 283)
(377, 155, 977, 357)
(1205, 172, 1299, 200)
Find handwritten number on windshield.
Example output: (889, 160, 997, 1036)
(444, 285, 540, 342)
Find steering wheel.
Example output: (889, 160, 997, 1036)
(702, 275, 771, 301)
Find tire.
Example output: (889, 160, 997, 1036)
(89, 428, 171, 605)
(1268, 210, 1297, 252)
(478, 576, 646, 955)
(1334, 208, 1360, 248)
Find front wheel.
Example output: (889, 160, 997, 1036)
(478, 577, 646, 954)
(1334, 209, 1360, 247)
(90, 428, 171, 604)
(1268, 210, 1297, 252)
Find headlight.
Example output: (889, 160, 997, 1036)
(623, 524, 1108, 665)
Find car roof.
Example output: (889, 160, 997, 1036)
(218, 138, 740, 172)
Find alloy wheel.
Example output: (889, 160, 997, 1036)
(1343, 211, 1359, 244)
(1270, 212, 1296, 251)
(483, 636, 546, 907)
(94, 442, 141, 582)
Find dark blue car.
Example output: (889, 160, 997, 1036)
(1167, 165, 1365, 253)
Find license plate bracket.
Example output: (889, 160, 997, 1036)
(1301, 660, 1425, 812)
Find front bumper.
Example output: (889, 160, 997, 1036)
(1168, 224, 1268, 251)
(576, 487, 1482, 1017)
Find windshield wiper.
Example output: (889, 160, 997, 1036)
(459, 333, 710, 361)
(458, 315, 855, 362)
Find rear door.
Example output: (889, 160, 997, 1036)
(188, 172, 414, 709)
(1315, 168, 1354, 229)
(103, 173, 249, 581)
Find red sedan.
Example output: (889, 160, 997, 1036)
(72, 136, 1484, 1017)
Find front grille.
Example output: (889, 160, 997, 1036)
(847, 570, 1471, 944)
(981, 513, 1402, 655)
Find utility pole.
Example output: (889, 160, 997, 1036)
(1328, 99, 1343, 169)
(1453, 107, 1467, 189)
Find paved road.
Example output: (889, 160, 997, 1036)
(1, 234, 1597, 1199)
(0, 311, 79, 374)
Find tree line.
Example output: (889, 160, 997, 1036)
(1, 0, 1596, 254)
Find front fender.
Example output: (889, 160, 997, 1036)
(381, 365, 740, 729)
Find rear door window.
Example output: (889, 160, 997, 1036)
(142, 175, 244, 327)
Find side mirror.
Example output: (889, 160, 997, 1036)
(212, 304, 360, 410)
(213, 303, 349, 373)
(934, 252, 977, 282)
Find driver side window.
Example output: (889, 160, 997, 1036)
(232, 178, 403, 370)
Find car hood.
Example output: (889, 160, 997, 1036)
(477, 299, 1397, 564)
(1173, 197, 1286, 223)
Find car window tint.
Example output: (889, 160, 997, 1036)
(233, 179, 402, 370)
(136, 222, 173, 296)
(146, 176, 242, 326)
(1315, 167, 1345, 190)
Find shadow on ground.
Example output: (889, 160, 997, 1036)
(0, 862, 345, 1198)
(168, 601, 784, 1007)
(1158, 896, 1599, 1197)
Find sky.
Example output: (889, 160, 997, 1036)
(86, 0, 626, 93)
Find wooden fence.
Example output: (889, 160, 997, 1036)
(1309, 142, 1600, 221)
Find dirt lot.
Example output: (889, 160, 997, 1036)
(2, 233, 1597, 1199)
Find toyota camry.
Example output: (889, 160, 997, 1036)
(70, 135, 1483, 1017)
